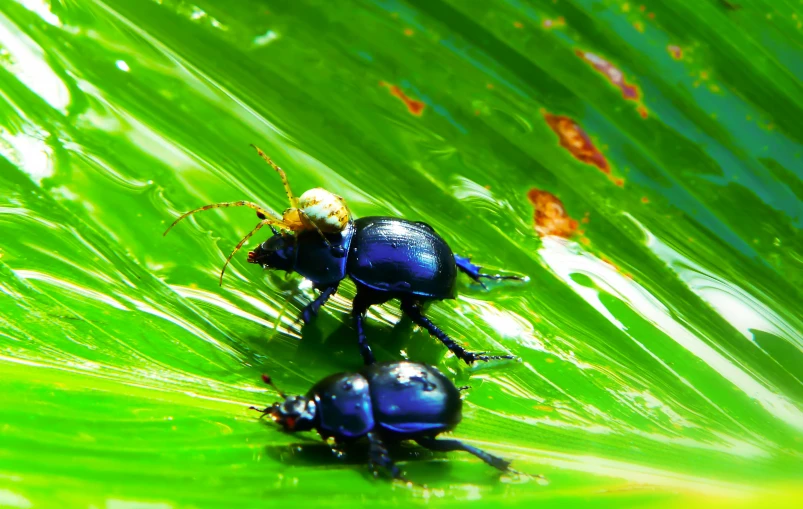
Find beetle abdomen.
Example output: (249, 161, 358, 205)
(309, 372, 374, 439)
(347, 217, 457, 299)
(299, 188, 350, 233)
(361, 362, 461, 437)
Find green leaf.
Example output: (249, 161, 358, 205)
(0, 0, 800, 507)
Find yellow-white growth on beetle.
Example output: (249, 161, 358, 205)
(163, 144, 352, 285)
(296, 188, 350, 233)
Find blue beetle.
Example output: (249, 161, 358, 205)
(248, 216, 523, 365)
(251, 361, 520, 483)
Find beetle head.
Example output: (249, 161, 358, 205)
(260, 395, 318, 432)
(250, 374, 317, 432)
(247, 232, 295, 272)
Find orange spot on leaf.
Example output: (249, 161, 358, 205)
(403, 28, 414, 36)
(641, 196, 649, 203)
(513, 20, 524, 29)
(637, 105, 649, 119)
(380, 82, 425, 116)
(542, 17, 565, 29)
(543, 112, 610, 174)
(527, 189, 578, 239)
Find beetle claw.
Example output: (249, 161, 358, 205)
(465, 351, 515, 364)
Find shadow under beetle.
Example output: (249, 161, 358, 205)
(251, 361, 521, 483)
(248, 216, 524, 365)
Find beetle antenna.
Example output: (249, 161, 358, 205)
(248, 405, 270, 418)
(260, 373, 288, 398)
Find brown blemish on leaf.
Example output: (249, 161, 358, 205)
(667, 45, 683, 60)
(575, 50, 648, 119)
(641, 196, 650, 203)
(379, 81, 425, 116)
(513, 21, 524, 29)
(575, 50, 640, 101)
(403, 28, 414, 36)
(527, 189, 578, 239)
(543, 112, 610, 174)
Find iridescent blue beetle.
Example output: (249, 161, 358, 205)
(251, 361, 521, 483)
(249, 217, 524, 365)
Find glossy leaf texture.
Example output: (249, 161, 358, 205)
(0, 0, 801, 508)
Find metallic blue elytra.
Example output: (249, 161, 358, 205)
(254, 361, 517, 482)
(248, 216, 524, 365)
(347, 217, 457, 299)
(362, 360, 461, 435)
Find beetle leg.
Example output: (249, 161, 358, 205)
(164, 200, 280, 236)
(400, 300, 514, 365)
(295, 285, 338, 326)
(366, 432, 416, 485)
(352, 293, 376, 365)
(219, 218, 290, 286)
(414, 437, 516, 473)
(454, 254, 525, 289)
(251, 144, 299, 209)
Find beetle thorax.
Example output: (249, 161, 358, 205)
(298, 188, 350, 233)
